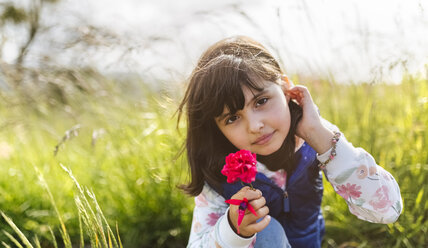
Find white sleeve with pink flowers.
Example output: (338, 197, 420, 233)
(319, 119, 403, 223)
(187, 183, 256, 248)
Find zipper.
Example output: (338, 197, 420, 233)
(283, 171, 290, 212)
(283, 171, 288, 198)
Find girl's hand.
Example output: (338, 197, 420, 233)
(281, 77, 335, 154)
(284, 84, 322, 140)
(227, 186, 270, 237)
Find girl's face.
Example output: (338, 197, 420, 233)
(215, 82, 291, 156)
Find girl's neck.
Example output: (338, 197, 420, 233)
(257, 133, 301, 172)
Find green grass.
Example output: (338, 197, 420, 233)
(0, 70, 193, 247)
(0, 69, 427, 247)
(303, 76, 428, 247)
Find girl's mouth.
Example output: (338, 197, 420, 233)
(252, 131, 275, 145)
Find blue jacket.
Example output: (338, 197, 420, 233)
(218, 143, 325, 248)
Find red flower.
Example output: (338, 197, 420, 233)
(221, 150, 257, 184)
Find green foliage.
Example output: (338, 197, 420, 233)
(1, 164, 124, 248)
(0, 69, 427, 247)
(0, 69, 192, 247)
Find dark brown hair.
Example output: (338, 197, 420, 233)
(178, 36, 302, 196)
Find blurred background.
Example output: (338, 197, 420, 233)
(0, 0, 427, 247)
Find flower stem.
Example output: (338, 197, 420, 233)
(249, 183, 255, 191)
(240, 181, 256, 190)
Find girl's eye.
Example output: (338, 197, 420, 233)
(225, 115, 239, 125)
(256, 97, 268, 107)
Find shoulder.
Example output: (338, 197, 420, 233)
(195, 183, 228, 208)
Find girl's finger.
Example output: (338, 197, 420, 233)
(249, 196, 266, 210)
(238, 205, 269, 229)
(285, 90, 299, 99)
(245, 205, 269, 220)
(242, 188, 262, 201)
(288, 86, 314, 105)
(255, 205, 269, 217)
(233, 187, 262, 201)
(290, 86, 311, 99)
(232, 204, 269, 236)
(246, 215, 271, 234)
(287, 91, 303, 104)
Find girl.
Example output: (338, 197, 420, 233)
(178, 36, 402, 248)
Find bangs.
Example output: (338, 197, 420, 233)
(196, 54, 280, 121)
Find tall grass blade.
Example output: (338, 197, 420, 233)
(78, 211, 84, 248)
(86, 188, 120, 247)
(34, 167, 72, 248)
(61, 164, 108, 247)
(33, 235, 41, 248)
(1, 241, 11, 248)
(2, 230, 24, 248)
(48, 226, 58, 248)
(61, 163, 123, 247)
(1, 213, 33, 248)
(107, 229, 112, 248)
(75, 195, 97, 247)
(1, 241, 12, 248)
(116, 222, 123, 248)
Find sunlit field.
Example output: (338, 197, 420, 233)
(0, 68, 427, 247)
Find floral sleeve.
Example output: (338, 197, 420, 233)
(187, 183, 256, 248)
(320, 119, 403, 223)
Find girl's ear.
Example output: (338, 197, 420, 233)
(280, 74, 293, 102)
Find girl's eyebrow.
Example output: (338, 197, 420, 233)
(217, 112, 230, 122)
(246, 89, 267, 108)
(217, 89, 268, 122)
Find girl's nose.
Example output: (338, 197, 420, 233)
(248, 114, 264, 133)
